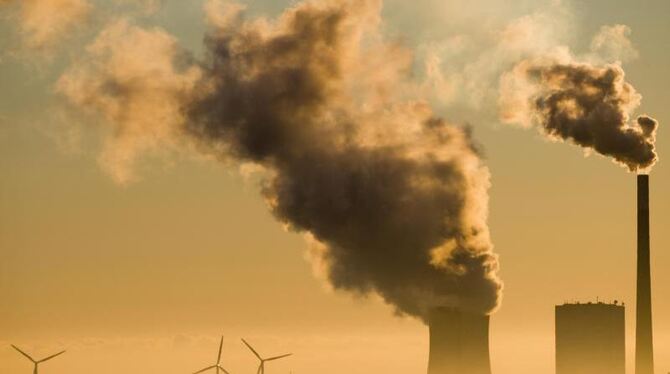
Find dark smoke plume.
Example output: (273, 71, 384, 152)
(58, 0, 502, 320)
(500, 59, 658, 172)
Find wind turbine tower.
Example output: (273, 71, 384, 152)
(11, 345, 66, 374)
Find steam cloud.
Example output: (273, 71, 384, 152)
(500, 58, 659, 172)
(1, 0, 91, 50)
(57, 19, 201, 184)
(57, 0, 502, 319)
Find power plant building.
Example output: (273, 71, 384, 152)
(555, 302, 625, 374)
(427, 307, 491, 374)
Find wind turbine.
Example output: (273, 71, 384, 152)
(193, 336, 232, 374)
(11, 345, 66, 374)
(241, 338, 292, 374)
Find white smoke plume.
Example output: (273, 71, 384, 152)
(590, 24, 639, 63)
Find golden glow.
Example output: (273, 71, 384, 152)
(1, 1, 669, 373)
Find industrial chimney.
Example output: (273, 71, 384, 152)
(427, 307, 491, 374)
(636, 174, 654, 374)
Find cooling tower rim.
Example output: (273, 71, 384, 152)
(429, 306, 491, 316)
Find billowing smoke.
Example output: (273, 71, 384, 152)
(57, 0, 502, 320)
(500, 57, 659, 172)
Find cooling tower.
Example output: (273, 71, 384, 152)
(636, 174, 654, 374)
(427, 307, 491, 374)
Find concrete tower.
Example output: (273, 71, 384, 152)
(555, 302, 625, 374)
(636, 174, 654, 374)
(427, 308, 491, 374)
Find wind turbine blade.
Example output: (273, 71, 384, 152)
(256, 363, 262, 374)
(217, 336, 224, 364)
(33, 363, 38, 374)
(241, 339, 262, 360)
(193, 365, 217, 374)
(37, 350, 66, 363)
(265, 353, 292, 361)
(11, 345, 36, 363)
(218, 365, 231, 374)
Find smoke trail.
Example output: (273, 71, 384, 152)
(500, 57, 659, 172)
(58, 0, 502, 319)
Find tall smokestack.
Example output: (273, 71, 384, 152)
(636, 174, 654, 374)
(427, 308, 491, 374)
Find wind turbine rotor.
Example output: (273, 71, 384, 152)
(193, 335, 231, 374)
(193, 365, 217, 374)
(241, 339, 262, 361)
(11, 345, 36, 363)
(37, 350, 66, 363)
(265, 353, 292, 361)
(216, 336, 224, 365)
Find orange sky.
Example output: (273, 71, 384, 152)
(1, 1, 669, 373)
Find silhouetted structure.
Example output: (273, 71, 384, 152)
(427, 307, 491, 374)
(636, 174, 654, 374)
(555, 302, 625, 374)
(192, 336, 231, 374)
(241, 338, 292, 374)
(11, 345, 66, 374)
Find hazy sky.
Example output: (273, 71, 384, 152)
(1, 1, 669, 374)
